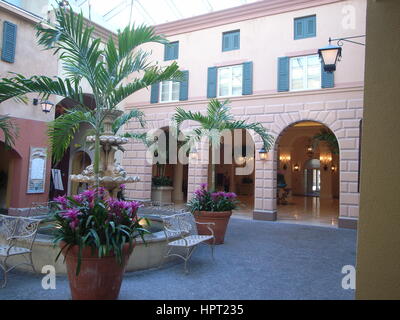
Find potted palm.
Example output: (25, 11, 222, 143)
(187, 183, 238, 244)
(173, 99, 273, 242)
(173, 99, 274, 191)
(52, 188, 148, 300)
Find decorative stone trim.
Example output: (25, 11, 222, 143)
(338, 217, 358, 229)
(253, 210, 277, 221)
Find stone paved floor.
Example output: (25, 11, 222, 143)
(0, 217, 356, 300)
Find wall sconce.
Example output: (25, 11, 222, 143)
(318, 35, 365, 72)
(40, 100, 54, 113)
(293, 164, 300, 172)
(258, 147, 268, 160)
(279, 154, 291, 170)
(189, 147, 198, 160)
(320, 154, 332, 171)
(331, 164, 337, 172)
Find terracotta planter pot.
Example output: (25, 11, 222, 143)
(193, 211, 232, 245)
(60, 241, 134, 300)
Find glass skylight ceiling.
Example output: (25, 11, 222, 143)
(68, 0, 260, 32)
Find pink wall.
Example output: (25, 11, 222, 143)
(0, 118, 51, 211)
(125, 0, 366, 107)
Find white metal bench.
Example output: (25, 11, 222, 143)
(159, 211, 215, 274)
(0, 215, 41, 288)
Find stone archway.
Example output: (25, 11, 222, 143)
(253, 111, 361, 229)
(274, 121, 339, 226)
(0, 141, 21, 213)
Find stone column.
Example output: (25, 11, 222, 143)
(172, 162, 184, 202)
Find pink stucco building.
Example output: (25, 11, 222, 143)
(122, 0, 366, 229)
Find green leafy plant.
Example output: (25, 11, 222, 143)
(0, 5, 181, 187)
(52, 188, 149, 275)
(173, 99, 274, 190)
(152, 176, 173, 187)
(312, 128, 339, 155)
(0, 115, 19, 148)
(187, 183, 239, 212)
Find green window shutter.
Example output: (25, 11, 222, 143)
(179, 70, 189, 101)
(305, 16, 316, 38)
(321, 65, 334, 88)
(294, 15, 316, 39)
(277, 57, 290, 92)
(207, 67, 217, 98)
(1, 21, 17, 63)
(294, 19, 304, 40)
(173, 42, 179, 60)
(150, 82, 160, 103)
(242, 62, 253, 95)
(164, 41, 179, 61)
(233, 32, 240, 50)
(222, 30, 240, 52)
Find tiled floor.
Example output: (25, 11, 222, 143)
(232, 195, 339, 228)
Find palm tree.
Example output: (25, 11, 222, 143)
(0, 5, 180, 188)
(0, 115, 18, 148)
(312, 128, 339, 155)
(173, 99, 274, 190)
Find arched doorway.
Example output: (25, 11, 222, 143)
(151, 127, 189, 204)
(49, 95, 95, 198)
(208, 129, 255, 215)
(0, 142, 20, 214)
(275, 121, 339, 226)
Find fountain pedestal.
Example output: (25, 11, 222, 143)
(70, 109, 140, 197)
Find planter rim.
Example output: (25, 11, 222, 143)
(59, 241, 135, 259)
(194, 210, 232, 216)
(152, 186, 174, 190)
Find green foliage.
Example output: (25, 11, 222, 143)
(173, 99, 274, 190)
(312, 128, 339, 155)
(187, 184, 239, 212)
(0, 5, 181, 168)
(152, 176, 173, 187)
(52, 189, 149, 275)
(0, 115, 19, 148)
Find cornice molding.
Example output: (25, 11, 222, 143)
(126, 83, 364, 111)
(155, 0, 344, 36)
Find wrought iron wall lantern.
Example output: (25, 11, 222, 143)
(318, 35, 366, 73)
(258, 147, 268, 160)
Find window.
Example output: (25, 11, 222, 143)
(164, 41, 179, 61)
(222, 30, 240, 52)
(289, 55, 321, 91)
(217, 65, 243, 97)
(160, 80, 180, 102)
(294, 15, 316, 39)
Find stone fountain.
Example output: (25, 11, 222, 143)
(70, 109, 140, 197)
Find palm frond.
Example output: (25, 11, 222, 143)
(120, 132, 148, 145)
(36, 7, 105, 90)
(172, 98, 274, 152)
(312, 129, 339, 154)
(48, 108, 95, 163)
(0, 115, 19, 148)
(0, 74, 83, 104)
(106, 62, 181, 108)
(112, 108, 145, 134)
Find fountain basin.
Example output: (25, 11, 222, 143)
(1, 216, 180, 274)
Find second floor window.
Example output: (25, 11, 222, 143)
(217, 65, 243, 97)
(294, 15, 316, 40)
(290, 55, 321, 91)
(160, 80, 180, 102)
(164, 41, 179, 61)
(222, 30, 240, 52)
